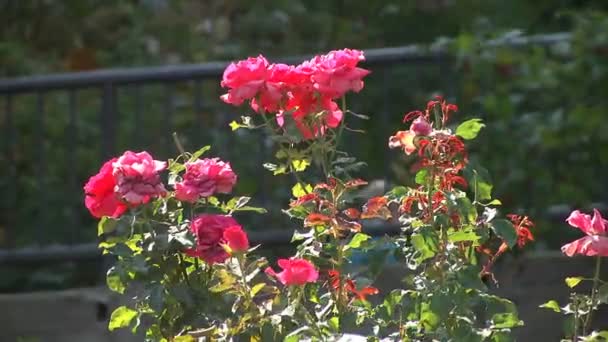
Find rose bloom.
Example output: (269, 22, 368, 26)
(174, 158, 237, 202)
(220, 55, 269, 106)
(222, 225, 250, 253)
(186, 214, 241, 264)
(84, 158, 127, 218)
(309, 49, 370, 99)
(265, 258, 319, 286)
(562, 209, 608, 257)
(112, 151, 167, 204)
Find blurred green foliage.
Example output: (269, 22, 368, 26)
(2, 1, 608, 262)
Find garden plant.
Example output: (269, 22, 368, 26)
(85, 48, 608, 341)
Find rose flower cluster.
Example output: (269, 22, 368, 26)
(85, 150, 318, 286)
(220, 49, 370, 139)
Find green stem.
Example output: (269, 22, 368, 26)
(583, 256, 602, 335)
(177, 253, 191, 287)
(172, 132, 186, 155)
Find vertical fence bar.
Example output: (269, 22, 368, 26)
(193, 80, 204, 146)
(36, 92, 48, 242)
(67, 90, 80, 243)
(163, 83, 175, 155)
(100, 83, 117, 159)
(133, 85, 143, 149)
(3, 95, 15, 248)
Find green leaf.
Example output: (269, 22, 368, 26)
(108, 306, 138, 331)
(565, 277, 583, 288)
(491, 219, 518, 248)
(291, 183, 312, 197)
(328, 316, 340, 332)
(174, 335, 195, 342)
(292, 159, 310, 172)
(448, 229, 480, 243)
(251, 283, 266, 297)
(411, 230, 439, 262)
(345, 233, 371, 251)
(477, 181, 493, 201)
(455, 118, 485, 140)
(210, 269, 236, 293)
(491, 312, 523, 329)
(420, 302, 440, 330)
(539, 300, 561, 313)
(98, 217, 118, 236)
(488, 199, 502, 206)
(456, 197, 477, 223)
(106, 267, 125, 294)
(189, 145, 211, 161)
(415, 169, 429, 185)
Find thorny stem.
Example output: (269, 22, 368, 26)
(583, 256, 602, 335)
(573, 296, 580, 342)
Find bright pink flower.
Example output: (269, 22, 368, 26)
(84, 158, 127, 218)
(222, 225, 250, 253)
(410, 117, 432, 136)
(265, 258, 319, 286)
(309, 49, 370, 98)
(220, 56, 269, 106)
(174, 158, 237, 202)
(562, 209, 608, 257)
(112, 151, 167, 204)
(186, 214, 240, 263)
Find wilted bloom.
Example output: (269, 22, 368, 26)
(174, 158, 237, 202)
(562, 209, 608, 257)
(186, 214, 240, 263)
(84, 158, 127, 218)
(389, 130, 417, 155)
(222, 225, 250, 253)
(112, 151, 167, 204)
(507, 214, 535, 248)
(410, 116, 432, 136)
(265, 258, 319, 286)
(220, 56, 269, 106)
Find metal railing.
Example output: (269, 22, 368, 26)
(0, 32, 571, 265)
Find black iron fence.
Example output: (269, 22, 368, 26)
(0, 32, 572, 265)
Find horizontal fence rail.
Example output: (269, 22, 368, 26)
(0, 32, 569, 93)
(0, 32, 574, 268)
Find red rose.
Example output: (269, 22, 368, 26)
(174, 158, 237, 202)
(265, 258, 319, 286)
(222, 225, 250, 253)
(186, 214, 240, 264)
(84, 158, 127, 218)
(220, 56, 269, 106)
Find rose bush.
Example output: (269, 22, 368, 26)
(86, 48, 607, 341)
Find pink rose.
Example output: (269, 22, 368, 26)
(220, 56, 269, 106)
(309, 49, 370, 99)
(222, 225, 250, 253)
(410, 117, 432, 136)
(186, 214, 240, 264)
(174, 158, 237, 202)
(562, 209, 608, 257)
(265, 258, 319, 286)
(112, 151, 167, 204)
(84, 158, 127, 218)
